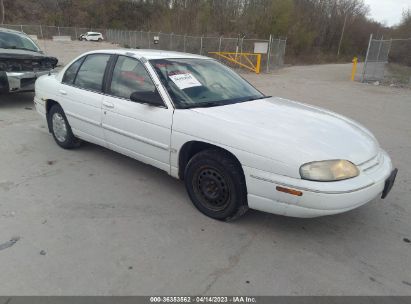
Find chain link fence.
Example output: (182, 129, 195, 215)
(1, 23, 107, 40)
(0, 24, 286, 73)
(106, 29, 286, 72)
(362, 34, 411, 87)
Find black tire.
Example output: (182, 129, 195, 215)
(98, 38, 102, 42)
(48, 104, 81, 149)
(184, 149, 248, 221)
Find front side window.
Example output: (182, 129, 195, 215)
(62, 56, 85, 84)
(74, 54, 110, 92)
(110, 56, 157, 100)
(150, 58, 265, 108)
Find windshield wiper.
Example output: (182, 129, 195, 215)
(242, 95, 271, 102)
(179, 95, 271, 109)
(180, 101, 223, 109)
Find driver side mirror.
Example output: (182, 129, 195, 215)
(130, 90, 164, 107)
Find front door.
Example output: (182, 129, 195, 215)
(101, 55, 173, 173)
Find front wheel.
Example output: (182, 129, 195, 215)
(48, 104, 81, 149)
(184, 149, 248, 221)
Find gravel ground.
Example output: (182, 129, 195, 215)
(39, 40, 121, 66)
(0, 41, 410, 295)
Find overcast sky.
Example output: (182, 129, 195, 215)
(364, 0, 411, 26)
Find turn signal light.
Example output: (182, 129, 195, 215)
(276, 186, 303, 196)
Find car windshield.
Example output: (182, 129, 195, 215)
(0, 31, 40, 52)
(150, 58, 266, 108)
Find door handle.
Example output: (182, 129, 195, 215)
(59, 89, 67, 95)
(102, 101, 114, 108)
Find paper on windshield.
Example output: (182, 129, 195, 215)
(169, 73, 202, 90)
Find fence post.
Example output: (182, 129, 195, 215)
(283, 38, 287, 66)
(148, 31, 151, 48)
(170, 32, 173, 50)
(134, 31, 137, 48)
(57, 26, 60, 36)
(387, 38, 393, 59)
(239, 36, 244, 69)
(183, 34, 187, 52)
(266, 34, 272, 73)
(362, 33, 373, 83)
(218, 36, 222, 53)
(376, 35, 383, 62)
(281, 37, 288, 65)
(39, 25, 47, 52)
(200, 36, 203, 55)
(381, 37, 392, 80)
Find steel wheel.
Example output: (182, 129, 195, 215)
(193, 166, 231, 212)
(184, 149, 248, 221)
(52, 112, 68, 143)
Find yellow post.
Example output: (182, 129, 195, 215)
(256, 54, 261, 74)
(351, 57, 358, 81)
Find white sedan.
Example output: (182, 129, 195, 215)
(34, 49, 397, 220)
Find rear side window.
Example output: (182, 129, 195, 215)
(62, 56, 85, 84)
(74, 54, 110, 92)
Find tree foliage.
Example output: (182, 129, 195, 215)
(1, 0, 404, 63)
(389, 10, 411, 66)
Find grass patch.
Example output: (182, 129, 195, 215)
(384, 63, 411, 87)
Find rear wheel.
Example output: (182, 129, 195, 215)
(184, 149, 248, 221)
(48, 104, 81, 149)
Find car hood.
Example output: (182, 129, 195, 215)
(0, 48, 58, 71)
(179, 97, 379, 168)
(0, 48, 56, 60)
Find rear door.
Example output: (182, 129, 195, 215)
(101, 55, 173, 173)
(59, 53, 111, 146)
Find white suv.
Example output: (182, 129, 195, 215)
(79, 32, 103, 42)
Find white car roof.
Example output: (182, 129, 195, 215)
(87, 32, 102, 35)
(82, 49, 210, 60)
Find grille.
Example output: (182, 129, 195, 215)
(0, 58, 55, 72)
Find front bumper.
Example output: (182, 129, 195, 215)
(244, 149, 396, 218)
(0, 70, 50, 93)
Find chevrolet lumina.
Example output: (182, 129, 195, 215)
(34, 50, 397, 220)
(0, 27, 58, 94)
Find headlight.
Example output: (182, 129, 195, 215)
(300, 160, 359, 181)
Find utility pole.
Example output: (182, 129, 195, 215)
(337, 14, 348, 57)
(0, 0, 5, 25)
